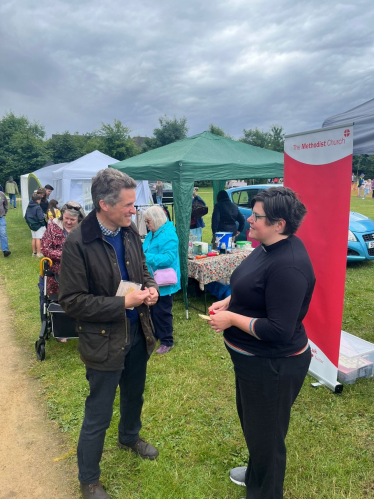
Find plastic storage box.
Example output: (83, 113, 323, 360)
(338, 331, 374, 384)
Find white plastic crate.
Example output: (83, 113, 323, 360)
(338, 331, 374, 384)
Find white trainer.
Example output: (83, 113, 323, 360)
(229, 466, 246, 486)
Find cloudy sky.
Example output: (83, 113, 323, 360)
(1, 0, 373, 139)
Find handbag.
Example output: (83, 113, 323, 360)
(151, 266, 178, 286)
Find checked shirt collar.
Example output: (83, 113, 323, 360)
(97, 217, 121, 237)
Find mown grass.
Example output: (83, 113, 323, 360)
(0, 191, 374, 499)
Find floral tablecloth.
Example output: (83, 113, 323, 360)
(188, 250, 252, 290)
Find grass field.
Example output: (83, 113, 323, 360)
(0, 190, 374, 499)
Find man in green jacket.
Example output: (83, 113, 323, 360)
(59, 168, 159, 499)
(5, 176, 19, 208)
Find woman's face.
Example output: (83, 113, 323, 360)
(62, 212, 79, 232)
(247, 202, 281, 245)
(145, 217, 156, 233)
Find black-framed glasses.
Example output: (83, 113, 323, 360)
(145, 219, 152, 224)
(252, 212, 268, 222)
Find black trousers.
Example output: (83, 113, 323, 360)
(77, 321, 149, 484)
(227, 347, 311, 499)
(150, 294, 174, 346)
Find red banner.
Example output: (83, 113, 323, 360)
(284, 125, 353, 390)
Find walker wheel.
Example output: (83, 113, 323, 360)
(35, 340, 46, 361)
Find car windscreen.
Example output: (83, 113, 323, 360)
(232, 189, 260, 208)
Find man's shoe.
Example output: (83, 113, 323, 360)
(80, 482, 111, 499)
(229, 466, 247, 486)
(118, 437, 159, 460)
(3, 251, 11, 257)
(156, 344, 172, 354)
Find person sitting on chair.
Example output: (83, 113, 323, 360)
(41, 201, 85, 296)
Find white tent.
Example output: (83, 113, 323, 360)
(21, 162, 67, 216)
(52, 151, 120, 213)
(22, 150, 153, 216)
(322, 98, 374, 155)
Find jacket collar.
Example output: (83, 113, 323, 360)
(81, 209, 135, 244)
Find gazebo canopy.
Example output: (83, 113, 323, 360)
(322, 98, 374, 155)
(111, 131, 284, 315)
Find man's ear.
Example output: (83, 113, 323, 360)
(99, 199, 108, 212)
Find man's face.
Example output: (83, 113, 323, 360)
(46, 189, 52, 196)
(99, 188, 136, 229)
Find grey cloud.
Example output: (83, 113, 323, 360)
(0, 0, 373, 139)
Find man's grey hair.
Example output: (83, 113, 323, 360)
(91, 168, 137, 211)
(144, 205, 167, 231)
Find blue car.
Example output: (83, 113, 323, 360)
(226, 184, 374, 262)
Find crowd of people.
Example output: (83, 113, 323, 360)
(357, 173, 374, 198)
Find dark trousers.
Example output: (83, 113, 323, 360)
(150, 294, 174, 347)
(227, 347, 311, 499)
(78, 321, 149, 484)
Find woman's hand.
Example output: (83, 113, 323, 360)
(208, 311, 234, 333)
(208, 296, 230, 314)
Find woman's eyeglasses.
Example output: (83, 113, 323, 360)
(252, 212, 268, 222)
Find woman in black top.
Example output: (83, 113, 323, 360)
(211, 190, 245, 242)
(208, 187, 315, 499)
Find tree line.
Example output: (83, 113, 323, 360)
(0, 111, 287, 185)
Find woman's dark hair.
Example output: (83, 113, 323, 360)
(251, 187, 307, 236)
(48, 199, 59, 218)
(217, 190, 229, 202)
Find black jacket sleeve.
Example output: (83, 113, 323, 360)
(236, 207, 245, 233)
(211, 205, 220, 234)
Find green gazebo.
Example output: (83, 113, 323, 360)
(111, 131, 284, 317)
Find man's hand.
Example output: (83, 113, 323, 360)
(125, 289, 150, 309)
(143, 287, 159, 306)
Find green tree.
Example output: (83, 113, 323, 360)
(93, 119, 140, 160)
(46, 131, 88, 164)
(0, 111, 49, 185)
(208, 123, 226, 137)
(207, 123, 233, 139)
(240, 124, 285, 152)
(142, 115, 188, 151)
(353, 155, 374, 179)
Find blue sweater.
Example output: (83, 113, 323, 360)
(104, 232, 138, 323)
(143, 221, 181, 296)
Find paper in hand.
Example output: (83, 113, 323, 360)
(198, 314, 212, 321)
(116, 280, 142, 310)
